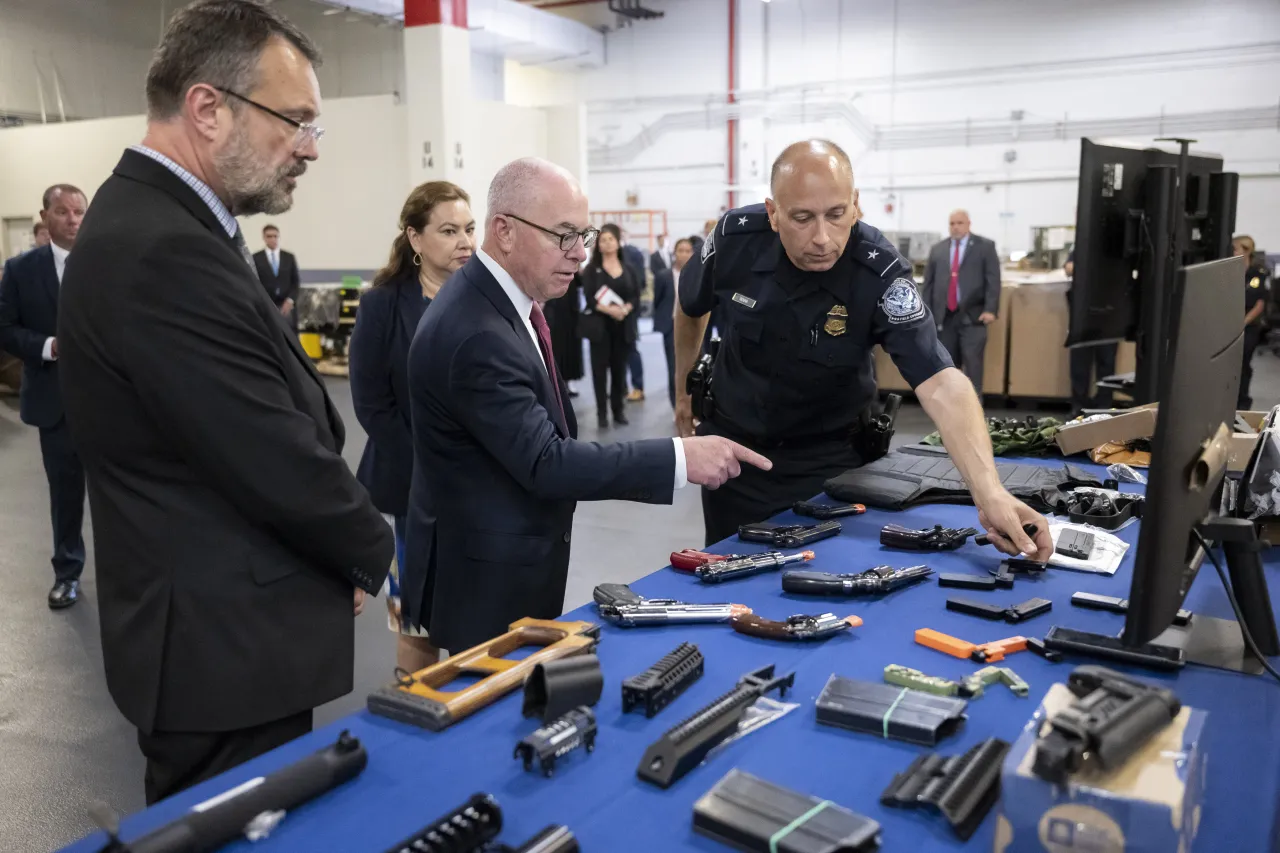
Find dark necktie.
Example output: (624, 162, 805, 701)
(948, 239, 961, 313)
(233, 225, 256, 271)
(529, 303, 566, 427)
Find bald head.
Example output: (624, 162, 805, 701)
(487, 157, 581, 225)
(483, 156, 589, 303)
(770, 139, 853, 197)
(948, 209, 971, 241)
(765, 139, 859, 272)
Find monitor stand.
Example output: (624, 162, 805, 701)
(1045, 516, 1280, 675)
(1148, 516, 1279, 675)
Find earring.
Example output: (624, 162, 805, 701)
(412, 252, 422, 267)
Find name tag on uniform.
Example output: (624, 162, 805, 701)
(732, 293, 757, 309)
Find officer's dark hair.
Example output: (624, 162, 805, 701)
(42, 184, 85, 210)
(146, 0, 321, 121)
(589, 222, 624, 269)
(769, 139, 853, 195)
(262, 224, 279, 235)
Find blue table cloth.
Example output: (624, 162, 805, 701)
(63, 464, 1280, 853)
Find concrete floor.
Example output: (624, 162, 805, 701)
(3, 331, 1278, 852)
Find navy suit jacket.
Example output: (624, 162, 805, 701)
(0, 245, 63, 428)
(651, 267, 675, 336)
(404, 255, 676, 650)
(349, 273, 426, 516)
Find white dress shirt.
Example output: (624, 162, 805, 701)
(475, 248, 687, 488)
(42, 242, 70, 362)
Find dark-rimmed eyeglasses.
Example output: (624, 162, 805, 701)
(503, 213, 599, 252)
(217, 87, 325, 150)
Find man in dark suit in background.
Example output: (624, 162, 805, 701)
(403, 157, 770, 653)
(651, 237, 692, 408)
(253, 222, 300, 326)
(620, 231, 648, 401)
(57, 0, 392, 804)
(650, 233, 671, 276)
(922, 210, 1002, 390)
(0, 184, 88, 610)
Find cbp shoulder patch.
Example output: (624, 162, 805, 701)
(880, 278, 926, 325)
(701, 228, 715, 262)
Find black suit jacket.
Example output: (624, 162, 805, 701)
(253, 248, 300, 307)
(651, 267, 675, 336)
(921, 233, 1002, 325)
(404, 256, 676, 651)
(0, 245, 63, 427)
(582, 263, 642, 345)
(349, 273, 425, 516)
(650, 249, 670, 276)
(57, 150, 393, 734)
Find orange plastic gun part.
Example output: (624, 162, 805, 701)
(915, 628, 1027, 663)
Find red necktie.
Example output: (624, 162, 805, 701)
(947, 239, 960, 313)
(529, 303, 566, 426)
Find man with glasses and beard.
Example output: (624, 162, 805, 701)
(58, 0, 392, 803)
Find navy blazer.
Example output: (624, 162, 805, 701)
(0, 245, 64, 428)
(651, 267, 675, 336)
(349, 273, 426, 516)
(403, 255, 676, 651)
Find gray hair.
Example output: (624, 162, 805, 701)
(487, 157, 576, 222)
(146, 0, 321, 121)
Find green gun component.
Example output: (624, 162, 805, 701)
(997, 666, 1029, 697)
(962, 666, 1006, 698)
(884, 664, 961, 697)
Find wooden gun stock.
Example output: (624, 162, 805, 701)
(368, 618, 599, 731)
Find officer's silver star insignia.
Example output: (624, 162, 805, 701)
(867, 249, 879, 259)
(738, 216, 749, 226)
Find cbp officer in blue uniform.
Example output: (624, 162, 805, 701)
(674, 140, 1052, 559)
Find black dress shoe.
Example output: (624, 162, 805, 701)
(597, 414, 609, 429)
(613, 412, 630, 426)
(48, 580, 80, 610)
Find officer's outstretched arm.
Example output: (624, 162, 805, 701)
(916, 367, 1054, 562)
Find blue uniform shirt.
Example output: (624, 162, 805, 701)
(679, 204, 952, 443)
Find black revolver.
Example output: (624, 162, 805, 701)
(782, 565, 933, 596)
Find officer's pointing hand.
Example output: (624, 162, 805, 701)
(682, 436, 773, 490)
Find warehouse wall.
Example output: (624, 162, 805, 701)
(0, 0, 404, 122)
(0, 94, 582, 271)
(582, 0, 1280, 252)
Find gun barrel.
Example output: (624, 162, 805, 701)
(612, 603, 747, 626)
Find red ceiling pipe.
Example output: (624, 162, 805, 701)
(727, 0, 737, 210)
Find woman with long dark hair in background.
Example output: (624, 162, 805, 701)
(349, 181, 475, 672)
(580, 223, 640, 428)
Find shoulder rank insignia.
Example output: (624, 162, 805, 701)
(824, 304, 848, 336)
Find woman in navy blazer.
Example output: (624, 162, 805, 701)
(349, 181, 475, 672)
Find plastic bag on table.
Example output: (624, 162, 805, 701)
(1046, 520, 1130, 575)
(706, 696, 800, 760)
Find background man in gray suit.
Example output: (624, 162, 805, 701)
(921, 210, 1001, 389)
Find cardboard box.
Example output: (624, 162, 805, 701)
(875, 284, 1013, 395)
(1056, 406, 1266, 469)
(1228, 410, 1268, 473)
(994, 683, 1208, 853)
(1054, 404, 1159, 456)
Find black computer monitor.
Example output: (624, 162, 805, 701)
(1067, 138, 1237, 403)
(1125, 257, 1244, 644)
(1049, 256, 1280, 675)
